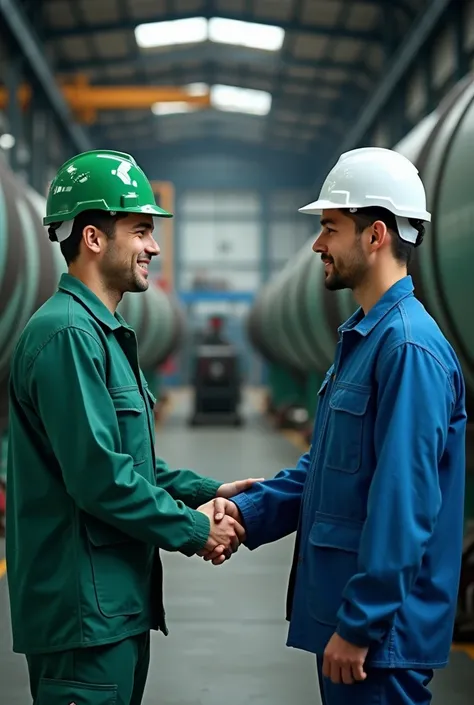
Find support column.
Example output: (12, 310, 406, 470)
(5, 56, 24, 173)
(260, 189, 270, 285)
(29, 95, 49, 195)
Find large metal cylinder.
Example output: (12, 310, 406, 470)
(248, 72, 474, 405)
(118, 288, 185, 370)
(0, 156, 184, 432)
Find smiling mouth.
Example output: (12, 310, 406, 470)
(137, 260, 149, 275)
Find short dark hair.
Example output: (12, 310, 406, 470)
(343, 207, 425, 266)
(50, 210, 128, 265)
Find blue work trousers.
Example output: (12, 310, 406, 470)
(316, 657, 434, 705)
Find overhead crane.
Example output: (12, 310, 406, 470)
(0, 75, 211, 123)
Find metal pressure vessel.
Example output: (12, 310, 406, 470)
(0, 156, 184, 432)
(247, 239, 357, 377)
(118, 287, 184, 370)
(248, 72, 474, 405)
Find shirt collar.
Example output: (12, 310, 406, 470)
(58, 273, 132, 332)
(339, 275, 414, 337)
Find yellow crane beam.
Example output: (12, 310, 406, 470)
(0, 78, 211, 123)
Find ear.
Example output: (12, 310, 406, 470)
(82, 226, 104, 255)
(369, 220, 388, 249)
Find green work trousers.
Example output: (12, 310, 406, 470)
(26, 631, 150, 705)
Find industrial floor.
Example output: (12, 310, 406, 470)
(1, 387, 473, 705)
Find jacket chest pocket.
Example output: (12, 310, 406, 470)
(109, 386, 147, 466)
(325, 383, 371, 474)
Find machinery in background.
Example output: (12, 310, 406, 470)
(188, 316, 243, 427)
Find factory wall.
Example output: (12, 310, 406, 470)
(177, 187, 312, 293)
(178, 188, 263, 293)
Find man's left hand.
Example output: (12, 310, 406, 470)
(322, 633, 369, 685)
(216, 477, 264, 499)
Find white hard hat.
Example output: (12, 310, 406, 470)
(298, 147, 431, 244)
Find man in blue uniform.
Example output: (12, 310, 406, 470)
(204, 148, 467, 704)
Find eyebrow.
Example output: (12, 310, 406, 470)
(132, 221, 154, 231)
(320, 218, 335, 227)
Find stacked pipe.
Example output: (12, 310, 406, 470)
(0, 155, 185, 435)
(248, 72, 474, 429)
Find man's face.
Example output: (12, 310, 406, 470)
(100, 213, 160, 294)
(312, 209, 369, 291)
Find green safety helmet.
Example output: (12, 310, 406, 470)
(43, 149, 173, 242)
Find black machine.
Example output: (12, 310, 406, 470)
(188, 316, 243, 426)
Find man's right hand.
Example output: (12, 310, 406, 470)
(197, 500, 245, 563)
(213, 497, 242, 523)
(196, 498, 244, 565)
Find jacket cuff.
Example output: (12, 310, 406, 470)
(335, 619, 372, 648)
(180, 509, 211, 556)
(230, 493, 262, 549)
(195, 477, 222, 506)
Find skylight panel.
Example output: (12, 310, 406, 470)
(186, 83, 210, 96)
(151, 85, 210, 116)
(151, 85, 272, 117)
(135, 17, 207, 48)
(135, 17, 284, 51)
(211, 85, 272, 115)
(151, 102, 198, 116)
(208, 18, 285, 51)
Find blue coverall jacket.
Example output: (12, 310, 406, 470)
(232, 276, 467, 669)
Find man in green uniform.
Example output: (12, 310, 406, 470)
(5, 150, 260, 705)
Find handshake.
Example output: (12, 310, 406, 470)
(195, 476, 263, 565)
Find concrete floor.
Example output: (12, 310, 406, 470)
(1, 388, 473, 704)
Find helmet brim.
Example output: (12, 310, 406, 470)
(298, 199, 352, 215)
(298, 199, 431, 222)
(43, 202, 173, 226)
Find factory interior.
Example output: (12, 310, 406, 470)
(1, 0, 474, 703)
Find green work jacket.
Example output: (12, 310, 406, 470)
(6, 273, 221, 655)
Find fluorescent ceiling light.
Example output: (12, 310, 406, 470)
(135, 17, 207, 48)
(135, 17, 284, 51)
(211, 85, 272, 115)
(208, 18, 284, 51)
